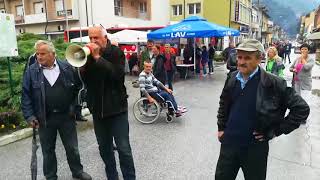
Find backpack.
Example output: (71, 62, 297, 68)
(228, 49, 237, 66)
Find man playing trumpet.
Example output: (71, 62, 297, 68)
(80, 26, 136, 180)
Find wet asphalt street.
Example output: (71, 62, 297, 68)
(0, 52, 320, 180)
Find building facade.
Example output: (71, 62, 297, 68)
(230, 0, 252, 41)
(0, 0, 170, 39)
(169, 0, 230, 27)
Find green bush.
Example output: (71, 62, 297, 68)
(214, 54, 224, 62)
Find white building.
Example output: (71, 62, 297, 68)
(0, 0, 170, 39)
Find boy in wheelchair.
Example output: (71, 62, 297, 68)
(139, 61, 185, 117)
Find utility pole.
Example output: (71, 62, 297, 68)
(229, 0, 232, 27)
(63, 0, 69, 42)
(183, 0, 186, 19)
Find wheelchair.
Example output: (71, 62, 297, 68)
(133, 96, 174, 124)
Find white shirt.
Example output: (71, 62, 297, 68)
(40, 60, 60, 86)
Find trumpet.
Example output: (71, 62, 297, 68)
(65, 44, 92, 67)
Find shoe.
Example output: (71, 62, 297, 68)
(178, 106, 188, 113)
(72, 172, 92, 180)
(175, 112, 182, 117)
(210, 72, 214, 75)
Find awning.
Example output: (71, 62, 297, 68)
(306, 32, 320, 40)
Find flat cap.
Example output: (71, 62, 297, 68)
(235, 39, 265, 54)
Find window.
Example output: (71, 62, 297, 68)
(114, 0, 122, 16)
(55, 0, 64, 12)
(16, 5, 23, 16)
(34, 2, 44, 14)
(188, 3, 200, 15)
(139, 2, 147, 13)
(172, 5, 182, 16)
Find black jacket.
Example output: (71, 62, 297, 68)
(153, 54, 166, 85)
(22, 60, 79, 126)
(81, 43, 128, 119)
(217, 67, 309, 140)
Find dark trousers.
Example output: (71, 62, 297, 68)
(38, 113, 83, 180)
(166, 70, 174, 90)
(215, 142, 269, 180)
(208, 59, 214, 73)
(93, 112, 136, 180)
(284, 52, 291, 63)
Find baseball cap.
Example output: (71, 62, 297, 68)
(235, 39, 265, 54)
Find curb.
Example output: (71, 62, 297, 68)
(0, 128, 33, 147)
(0, 108, 93, 147)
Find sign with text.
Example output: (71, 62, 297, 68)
(0, 13, 18, 57)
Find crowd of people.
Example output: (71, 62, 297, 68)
(20, 24, 315, 180)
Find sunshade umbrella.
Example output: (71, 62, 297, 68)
(147, 16, 240, 39)
(147, 16, 240, 71)
(31, 127, 39, 180)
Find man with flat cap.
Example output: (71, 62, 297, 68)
(215, 39, 310, 180)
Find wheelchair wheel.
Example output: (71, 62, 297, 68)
(133, 97, 161, 124)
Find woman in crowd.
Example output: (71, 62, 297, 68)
(265, 46, 285, 77)
(290, 43, 315, 99)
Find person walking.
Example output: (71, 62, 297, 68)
(164, 44, 177, 90)
(290, 43, 315, 102)
(21, 40, 92, 180)
(215, 39, 310, 180)
(81, 26, 136, 180)
(284, 41, 292, 64)
(265, 46, 285, 77)
(208, 44, 215, 74)
(201, 45, 209, 76)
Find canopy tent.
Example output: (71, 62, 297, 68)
(147, 16, 239, 39)
(147, 16, 240, 73)
(112, 29, 148, 44)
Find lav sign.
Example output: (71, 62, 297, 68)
(170, 32, 186, 38)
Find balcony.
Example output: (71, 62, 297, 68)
(15, 15, 24, 24)
(24, 13, 46, 24)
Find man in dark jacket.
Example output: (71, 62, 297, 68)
(215, 39, 310, 180)
(152, 45, 166, 85)
(80, 26, 135, 180)
(208, 44, 215, 74)
(21, 40, 91, 180)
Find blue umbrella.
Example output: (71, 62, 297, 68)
(147, 16, 240, 39)
(147, 16, 239, 74)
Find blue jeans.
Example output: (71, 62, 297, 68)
(202, 61, 207, 75)
(166, 70, 174, 90)
(93, 112, 136, 180)
(148, 91, 178, 112)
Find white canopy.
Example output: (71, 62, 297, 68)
(111, 30, 148, 44)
